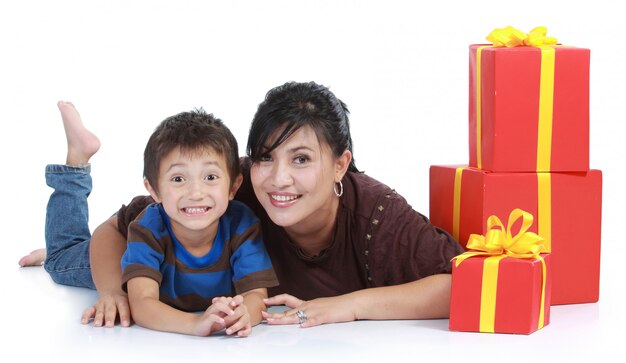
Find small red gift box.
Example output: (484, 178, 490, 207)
(468, 43, 590, 172)
(429, 165, 602, 305)
(449, 252, 552, 334)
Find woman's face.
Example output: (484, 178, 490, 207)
(250, 125, 349, 232)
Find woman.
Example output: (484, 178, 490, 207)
(21, 81, 463, 328)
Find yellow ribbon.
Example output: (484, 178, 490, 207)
(474, 46, 487, 169)
(452, 167, 464, 241)
(453, 208, 548, 333)
(537, 173, 552, 252)
(486, 26, 558, 47)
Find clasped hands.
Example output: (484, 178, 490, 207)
(83, 292, 351, 331)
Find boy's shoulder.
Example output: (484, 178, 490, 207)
(223, 200, 258, 224)
(117, 195, 155, 238)
(134, 203, 164, 223)
(220, 200, 260, 237)
(132, 203, 170, 234)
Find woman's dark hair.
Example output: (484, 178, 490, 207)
(144, 108, 239, 193)
(246, 81, 358, 172)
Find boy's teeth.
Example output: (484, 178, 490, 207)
(185, 207, 206, 213)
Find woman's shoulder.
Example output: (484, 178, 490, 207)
(345, 171, 392, 191)
(343, 171, 425, 227)
(344, 171, 405, 209)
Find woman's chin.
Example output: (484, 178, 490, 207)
(265, 210, 301, 228)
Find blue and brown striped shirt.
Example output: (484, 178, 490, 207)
(121, 200, 278, 312)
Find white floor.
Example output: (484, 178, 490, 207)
(4, 262, 625, 363)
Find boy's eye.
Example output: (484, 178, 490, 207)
(171, 176, 185, 183)
(204, 175, 218, 181)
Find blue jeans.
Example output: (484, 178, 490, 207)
(44, 164, 96, 289)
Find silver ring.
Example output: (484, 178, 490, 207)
(296, 309, 308, 324)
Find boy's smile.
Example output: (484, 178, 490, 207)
(181, 207, 211, 215)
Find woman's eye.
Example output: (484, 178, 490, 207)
(294, 155, 308, 164)
(259, 155, 272, 162)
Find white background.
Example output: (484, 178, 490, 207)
(1, 1, 624, 362)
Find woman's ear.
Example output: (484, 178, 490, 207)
(229, 174, 244, 200)
(335, 150, 352, 182)
(144, 179, 161, 203)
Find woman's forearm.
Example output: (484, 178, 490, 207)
(350, 274, 452, 320)
(89, 216, 127, 294)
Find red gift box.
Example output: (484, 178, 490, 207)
(429, 165, 602, 305)
(468, 44, 590, 172)
(449, 252, 552, 334)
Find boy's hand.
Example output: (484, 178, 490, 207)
(222, 295, 252, 337)
(81, 291, 131, 327)
(191, 296, 238, 336)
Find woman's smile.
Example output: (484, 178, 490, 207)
(268, 192, 302, 207)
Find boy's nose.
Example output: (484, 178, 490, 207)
(187, 180, 205, 199)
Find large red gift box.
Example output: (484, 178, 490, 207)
(429, 165, 602, 305)
(468, 44, 590, 172)
(449, 253, 552, 334)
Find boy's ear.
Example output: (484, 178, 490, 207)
(144, 179, 161, 203)
(229, 174, 244, 200)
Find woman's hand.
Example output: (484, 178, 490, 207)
(261, 293, 357, 328)
(81, 291, 131, 327)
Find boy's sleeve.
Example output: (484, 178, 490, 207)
(120, 214, 165, 292)
(229, 209, 279, 294)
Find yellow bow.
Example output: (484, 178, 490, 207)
(454, 208, 544, 266)
(486, 26, 558, 47)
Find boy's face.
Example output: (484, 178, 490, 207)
(145, 146, 242, 246)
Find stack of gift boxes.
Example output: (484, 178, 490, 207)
(429, 27, 603, 334)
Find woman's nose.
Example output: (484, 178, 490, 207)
(271, 161, 293, 187)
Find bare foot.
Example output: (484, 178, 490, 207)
(18, 248, 46, 267)
(58, 101, 101, 166)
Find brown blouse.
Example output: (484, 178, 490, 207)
(117, 161, 464, 300)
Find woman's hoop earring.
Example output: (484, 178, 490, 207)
(334, 180, 344, 197)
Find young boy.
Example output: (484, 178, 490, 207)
(122, 107, 278, 336)
(23, 102, 278, 337)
